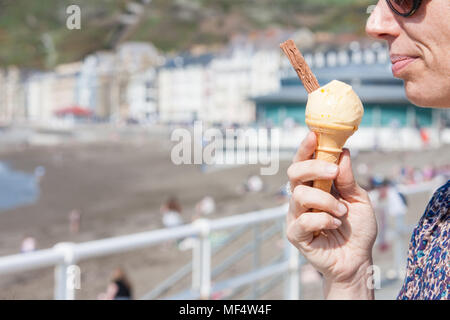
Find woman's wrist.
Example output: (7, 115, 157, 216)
(323, 260, 375, 300)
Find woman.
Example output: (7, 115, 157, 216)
(286, 0, 449, 300)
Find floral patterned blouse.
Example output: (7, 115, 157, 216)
(397, 180, 449, 300)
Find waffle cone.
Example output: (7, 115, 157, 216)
(306, 119, 357, 236)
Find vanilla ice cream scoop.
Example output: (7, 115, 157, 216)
(305, 80, 364, 129)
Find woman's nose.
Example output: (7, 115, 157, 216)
(366, 0, 400, 40)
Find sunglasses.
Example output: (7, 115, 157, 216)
(386, 0, 423, 17)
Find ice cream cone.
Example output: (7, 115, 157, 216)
(279, 40, 364, 238)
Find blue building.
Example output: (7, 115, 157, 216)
(253, 64, 441, 129)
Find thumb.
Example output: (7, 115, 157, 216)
(334, 149, 369, 203)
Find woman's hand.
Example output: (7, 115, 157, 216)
(286, 132, 377, 299)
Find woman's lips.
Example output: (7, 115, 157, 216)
(390, 55, 418, 76)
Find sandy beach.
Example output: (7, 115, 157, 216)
(0, 127, 448, 299)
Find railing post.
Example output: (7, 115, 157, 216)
(283, 221, 300, 300)
(53, 242, 77, 300)
(192, 237, 201, 292)
(192, 219, 211, 300)
(251, 223, 261, 299)
(287, 243, 300, 300)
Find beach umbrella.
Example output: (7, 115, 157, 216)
(54, 106, 92, 117)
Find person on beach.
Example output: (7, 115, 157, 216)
(160, 197, 184, 229)
(286, 0, 449, 300)
(98, 267, 133, 300)
(369, 177, 408, 252)
(20, 236, 36, 253)
(68, 209, 81, 234)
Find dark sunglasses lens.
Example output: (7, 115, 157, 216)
(389, 0, 415, 14)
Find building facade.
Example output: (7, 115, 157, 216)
(158, 54, 213, 124)
(77, 42, 162, 122)
(0, 67, 24, 123)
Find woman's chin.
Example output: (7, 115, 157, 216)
(404, 81, 448, 108)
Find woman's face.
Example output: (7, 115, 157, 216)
(366, 0, 450, 108)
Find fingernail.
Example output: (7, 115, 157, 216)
(326, 165, 338, 174)
(333, 218, 342, 227)
(338, 203, 348, 215)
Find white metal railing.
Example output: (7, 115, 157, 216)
(0, 204, 292, 300)
(158, 221, 286, 300)
(141, 224, 252, 300)
(0, 176, 444, 300)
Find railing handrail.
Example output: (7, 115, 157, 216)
(397, 176, 446, 195)
(0, 204, 289, 275)
(0, 248, 63, 274)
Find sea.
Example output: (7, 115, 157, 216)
(0, 162, 40, 211)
